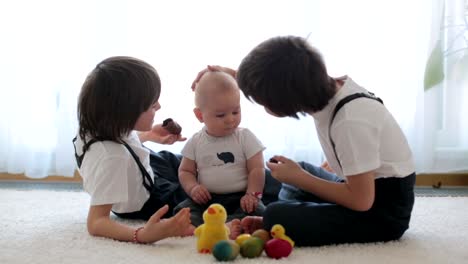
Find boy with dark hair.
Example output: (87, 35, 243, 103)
(193, 35, 415, 247)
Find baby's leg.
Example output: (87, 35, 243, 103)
(226, 219, 242, 239)
(240, 216, 264, 234)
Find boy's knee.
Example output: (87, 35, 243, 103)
(263, 202, 287, 230)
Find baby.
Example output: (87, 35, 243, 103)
(175, 71, 266, 239)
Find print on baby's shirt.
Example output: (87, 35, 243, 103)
(216, 152, 235, 164)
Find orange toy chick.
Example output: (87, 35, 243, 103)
(270, 224, 294, 247)
(194, 203, 230, 254)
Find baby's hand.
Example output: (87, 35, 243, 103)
(190, 184, 211, 204)
(240, 193, 259, 213)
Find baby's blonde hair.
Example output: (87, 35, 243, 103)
(194, 71, 239, 108)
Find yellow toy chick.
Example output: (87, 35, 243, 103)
(270, 224, 295, 247)
(194, 203, 230, 254)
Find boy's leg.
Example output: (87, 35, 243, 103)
(149, 150, 182, 183)
(149, 150, 188, 209)
(262, 201, 381, 246)
(262, 174, 415, 247)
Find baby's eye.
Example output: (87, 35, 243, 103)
(232, 111, 239, 115)
(216, 114, 225, 118)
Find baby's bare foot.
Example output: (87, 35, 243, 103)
(240, 216, 263, 234)
(226, 219, 242, 240)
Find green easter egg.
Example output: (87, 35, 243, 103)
(212, 240, 239, 261)
(240, 237, 264, 258)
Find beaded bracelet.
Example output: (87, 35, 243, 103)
(248, 191, 263, 199)
(133, 227, 145, 243)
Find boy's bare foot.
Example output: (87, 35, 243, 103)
(226, 219, 242, 240)
(240, 216, 264, 234)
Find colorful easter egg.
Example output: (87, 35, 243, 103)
(212, 240, 239, 261)
(240, 237, 264, 258)
(252, 229, 271, 243)
(235, 234, 251, 246)
(265, 238, 293, 259)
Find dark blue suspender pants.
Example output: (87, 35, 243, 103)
(262, 162, 415, 247)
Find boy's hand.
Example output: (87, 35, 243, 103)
(140, 205, 193, 243)
(266, 155, 303, 186)
(191, 65, 237, 90)
(140, 124, 186, 144)
(190, 184, 211, 204)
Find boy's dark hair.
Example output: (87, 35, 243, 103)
(237, 35, 335, 118)
(77, 56, 161, 141)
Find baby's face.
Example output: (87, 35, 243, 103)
(201, 89, 241, 137)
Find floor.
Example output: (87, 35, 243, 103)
(1, 181, 468, 197)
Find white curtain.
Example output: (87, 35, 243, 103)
(421, 0, 468, 172)
(0, 0, 466, 179)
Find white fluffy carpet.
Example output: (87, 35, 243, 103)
(1, 190, 467, 264)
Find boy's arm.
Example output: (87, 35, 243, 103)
(87, 204, 192, 243)
(267, 155, 375, 211)
(295, 170, 375, 211)
(87, 204, 136, 242)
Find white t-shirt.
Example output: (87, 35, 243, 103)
(74, 131, 151, 213)
(312, 77, 415, 179)
(182, 127, 265, 194)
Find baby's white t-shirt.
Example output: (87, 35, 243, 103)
(182, 127, 265, 194)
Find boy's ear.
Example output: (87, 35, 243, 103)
(193, 108, 204, 123)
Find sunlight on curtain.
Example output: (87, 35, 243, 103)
(0, 0, 465, 178)
(421, 0, 468, 172)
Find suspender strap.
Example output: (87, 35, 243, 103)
(329, 92, 384, 170)
(73, 136, 100, 168)
(121, 141, 154, 192)
(72, 137, 154, 192)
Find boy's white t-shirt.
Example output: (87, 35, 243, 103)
(75, 131, 151, 213)
(182, 127, 265, 194)
(312, 77, 415, 179)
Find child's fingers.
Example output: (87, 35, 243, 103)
(198, 188, 211, 203)
(265, 161, 280, 171)
(176, 135, 187, 142)
(191, 68, 210, 90)
(173, 208, 191, 226)
(273, 155, 289, 163)
(148, 204, 169, 223)
(241, 196, 255, 213)
(192, 189, 205, 204)
(320, 161, 329, 168)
